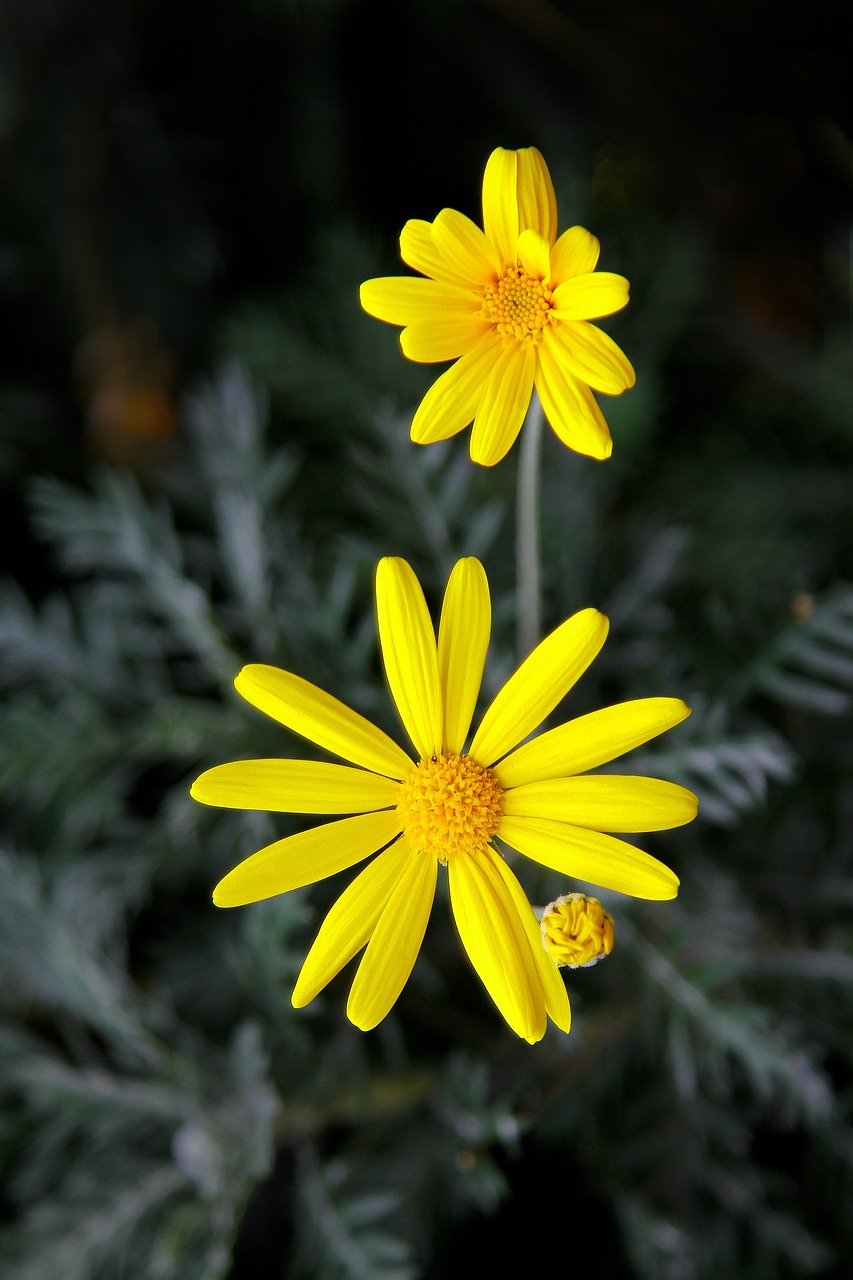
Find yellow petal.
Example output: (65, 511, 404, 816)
(482, 147, 518, 265)
(432, 208, 501, 283)
(470, 608, 609, 766)
(409, 334, 502, 445)
(502, 775, 699, 832)
(213, 808, 403, 907)
(535, 336, 612, 459)
(359, 276, 481, 327)
(552, 272, 630, 320)
(191, 759, 399, 814)
(291, 840, 410, 1008)
(234, 665, 413, 779)
(517, 228, 551, 280)
(495, 698, 692, 788)
(551, 226, 600, 280)
(516, 147, 558, 244)
(438, 558, 491, 754)
(548, 319, 636, 394)
(499, 815, 680, 900)
(486, 846, 571, 1032)
(469, 340, 536, 466)
(448, 845, 546, 1042)
(399, 219, 472, 288)
(400, 311, 492, 363)
(375, 557, 443, 760)
(346, 845, 438, 1030)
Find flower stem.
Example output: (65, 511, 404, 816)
(516, 390, 544, 658)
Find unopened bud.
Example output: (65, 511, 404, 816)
(541, 893, 614, 968)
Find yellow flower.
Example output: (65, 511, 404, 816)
(360, 147, 635, 467)
(191, 557, 697, 1043)
(541, 893, 615, 968)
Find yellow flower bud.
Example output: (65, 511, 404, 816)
(541, 893, 614, 968)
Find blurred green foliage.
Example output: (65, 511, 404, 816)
(1, 2, 852, 1278)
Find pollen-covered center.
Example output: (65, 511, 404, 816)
(396, 753, 503, 863)
(481, 263, 554, 344)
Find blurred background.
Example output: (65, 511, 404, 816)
(1, 1, 852, 1277)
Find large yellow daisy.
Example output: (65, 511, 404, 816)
(191, 557, 697, 1043)
(360, 147, 636, 466)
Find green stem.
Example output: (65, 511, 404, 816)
(516, 390, 544, 658)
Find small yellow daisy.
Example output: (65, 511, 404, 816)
(191, 557, 696, 1043)
(360, 147, 636, 466)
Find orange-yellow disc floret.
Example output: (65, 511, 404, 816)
(397, 753, 504, 863)
(481, 263, 554, 344)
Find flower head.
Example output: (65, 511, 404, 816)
(360, 147, 636, 466)
(541, 893, 615, 968)
(191, 557, 696, 1042)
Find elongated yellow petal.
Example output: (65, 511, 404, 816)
(359, 277, 481, 327)
(486, 846, 571, 1032)
(552, 272, 630, 320)
(375, 557, 443, 760)
(234, 666, 413, 779)
(482, 148, 518, 265)
(400, 312, 492, 363)
(502, 775, 699, 832)
(516, 147, 558, 245)
(517, 228, 551, 280)
(410, 334, 501, 445)
(448, 845, 546, 1043)
(346, 845, 438, 1030)
(399, 219, 472, 288)
(495, 698, 691, 787)
(535, 336, 612, 459)
(548, 319, 636, 394)
(191, 759, 399, 814)
(499, 815, 680, 899)
(438, 558, 491, 754)
(551, 226, 600, 281)
(470, 608, 609, 766)
(469, 341, 536, 466)
(213, 808, 403, 907)
(291, 840, 410, 1008)
(432, 207, 501, 283)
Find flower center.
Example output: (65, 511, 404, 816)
(396, 753, 503, 863)
(481, 263, 554, 344)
